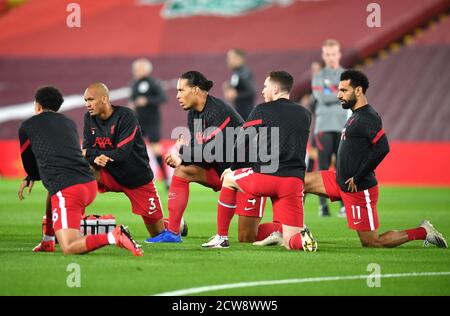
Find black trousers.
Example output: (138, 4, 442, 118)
(315, 131, 342, 208)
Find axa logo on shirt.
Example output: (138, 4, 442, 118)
(93, 137, 113, 149)
(341, 128, 346, 141)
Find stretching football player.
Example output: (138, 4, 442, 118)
(18, 86, 142, 256)
(203, 71, 317, 251)
(148, 71, 267, 244)
(82, 83, 172, 239)
(304, 70, 447, 248)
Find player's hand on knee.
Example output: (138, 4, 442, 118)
(94, 154, 114, 167)
(165, 153, 182, 168)
(174, 134, 187, 151)
(345, 177, 357, 192)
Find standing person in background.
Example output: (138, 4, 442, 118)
(311, 39, 347, 217)
(301, 61, 323, 174)
(130, 58, 170, 189)
(223, 48, 256, 120)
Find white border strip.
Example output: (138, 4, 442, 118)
(218, 200, 237, 209)
(364, 189, 375, 231)
(0, 87, 131, 124)
(153, 271, 450, 296)
(0, 78, 180, 124)
(56, 191, 68, 230)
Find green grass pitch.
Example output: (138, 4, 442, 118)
(0, 179, 449, 296)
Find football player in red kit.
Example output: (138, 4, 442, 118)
(305, 70, 447, 248)
(82, 83, 166, 239)
(19, 86, 142, 256)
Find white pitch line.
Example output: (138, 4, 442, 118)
(153, 271, 450, 296)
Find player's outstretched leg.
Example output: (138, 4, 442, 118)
(358, 220, 447, 248)
(56, 225, 143, 256)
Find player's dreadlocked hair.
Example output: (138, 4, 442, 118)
(180, 71, 214, 92)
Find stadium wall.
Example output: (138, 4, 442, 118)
(1, 140, 449, 186)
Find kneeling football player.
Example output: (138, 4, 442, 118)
(19, 86, 142, 256)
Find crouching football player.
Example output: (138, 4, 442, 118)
(82, 83, 167, 239)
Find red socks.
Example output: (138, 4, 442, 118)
(45, 199, 55, 236)
(85, 234, 109, 251)
(288, 233, 303, 250)
(406, 227, 427, 241)
(168, 175, 190, 234)
(217, 187, 237, 236)
(45, 211, 55, 237)
(256, 222, 282, 241)
(142, 216, 156, 226)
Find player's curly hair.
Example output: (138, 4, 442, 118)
(34, 86, 64, 112)
(180, 71, 214, 92)
(340, 70, 369, 93)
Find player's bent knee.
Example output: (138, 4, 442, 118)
(360, 237, 383, 248)
(174, 165, 202, 182)
(222, 173, 235, 188)
(58, 242, 73, 255)
(173, 166, 189, 179)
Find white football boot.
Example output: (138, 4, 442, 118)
(253, 231, 284, 246)
(420, 220, 448, 248)
(202, 234, 230, 248)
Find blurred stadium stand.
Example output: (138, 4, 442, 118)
(0, 0, 449, 184)
(0, 0, 26, 14)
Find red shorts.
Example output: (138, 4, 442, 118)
(233, 168, 304, 227)
(98, 169, 163, 223)
(51, 180, 97, 231)
(321, 170, 379, 232)
(235, 192, 267, 218)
